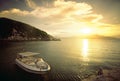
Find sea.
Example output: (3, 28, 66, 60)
(0, 38, 120, 81)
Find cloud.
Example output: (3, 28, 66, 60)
(54, 0, 92, 15)
(0, 8, 29, 16)
(25, 0, 38, 9)
(32, 0, 93, 18)
(0, 0, 102, 22)
(1, 0, 115, 37)
(76, 14, 103, 23)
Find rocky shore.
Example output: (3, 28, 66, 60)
(83, 68, 120, 81)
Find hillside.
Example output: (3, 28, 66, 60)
(0, 17, 60, 41)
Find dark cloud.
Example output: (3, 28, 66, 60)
(0, 0, 31, 11)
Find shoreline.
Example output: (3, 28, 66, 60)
(82, 68, 120, 81)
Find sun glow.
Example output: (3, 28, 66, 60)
(81, 28, 92, 34)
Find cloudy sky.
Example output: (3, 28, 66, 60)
(0, 0, 120, 37)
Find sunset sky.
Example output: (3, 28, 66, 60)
(0, 0, 120, 38)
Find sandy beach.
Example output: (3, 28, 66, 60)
(83, 68, 120, 81)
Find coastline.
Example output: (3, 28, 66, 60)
(0, 38, 61, 42)
(82, 68, 120, 81)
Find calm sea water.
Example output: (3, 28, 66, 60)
(0, 38, 120, 81)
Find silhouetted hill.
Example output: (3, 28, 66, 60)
(83, 35, 120, 39)
(64, 35, 120, 40)
(0, 17, 60, 41)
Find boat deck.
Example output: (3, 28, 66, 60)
(18, 57, 37, 66)
(17, 56, 49, 71)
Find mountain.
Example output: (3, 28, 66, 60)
(82, 34, 120, 39)
(64, 34, 120, 40)
(0, 17, 60, 41)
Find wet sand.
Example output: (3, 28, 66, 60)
(83, 68, 120, 81)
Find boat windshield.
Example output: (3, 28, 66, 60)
(18, 52, 40, 57)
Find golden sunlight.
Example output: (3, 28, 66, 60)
(82, 39, 88, 57)
(81, 28, 92, 34)
(82, 39, 89, 62)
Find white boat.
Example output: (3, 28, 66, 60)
(15, 52, 50, 74)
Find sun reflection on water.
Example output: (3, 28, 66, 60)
(82, 39, 89, 62)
